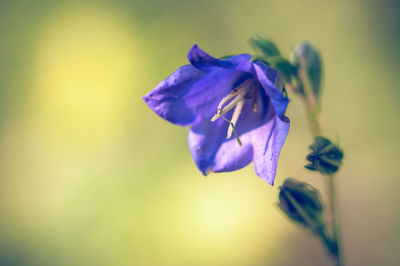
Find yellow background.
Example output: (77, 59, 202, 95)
(0, 1, 399, 265)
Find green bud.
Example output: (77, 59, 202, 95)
(249, 35, 281, 58)
(278, 178, 325, 231)
(291, 42, 322, 101)
(305, 136, 344, 175)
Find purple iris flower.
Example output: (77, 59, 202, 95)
(143, 44, 290, 185)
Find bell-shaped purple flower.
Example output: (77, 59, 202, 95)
(143, 44, 290, 185)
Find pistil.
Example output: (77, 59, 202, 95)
(227, 99, 244, 139)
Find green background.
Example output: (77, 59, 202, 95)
(0, 0, 399, 265)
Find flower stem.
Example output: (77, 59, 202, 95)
(284, 59, 343, 265)
(299, 86, 343, 266)
(301, 97, 322, 137)
(328, 174, 343, 266)
(318, 228, 338, 258)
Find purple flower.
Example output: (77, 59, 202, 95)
(143, 44, 290, 185)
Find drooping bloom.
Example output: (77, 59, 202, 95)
(143, 44, 290, 185)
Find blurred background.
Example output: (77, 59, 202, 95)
(0, 0, 399, 265)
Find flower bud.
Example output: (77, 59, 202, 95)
(305, 136, 344, 175)
(278, 178, 325, 231)
(291, 42, 322, 100)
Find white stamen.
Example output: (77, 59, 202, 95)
(211, 89, 247, 121)
(217, 90, 239, 113)
(227, 99, 244, 139)
(210, 79, 254, 146)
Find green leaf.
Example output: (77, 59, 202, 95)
(249, 35, 281, 58)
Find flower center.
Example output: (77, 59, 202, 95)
(211, 79, 255, 145)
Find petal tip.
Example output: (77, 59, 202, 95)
(142, 92, 156, 109)
(205, 169, 213, 175)
(199, 168, 213, 176)
(142, 94, 149, 102)
(187, 44, 232, 70)
(257, 172, 275, 186)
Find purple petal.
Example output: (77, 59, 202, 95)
(252, 114, 290, 185)
(187, 87, 269, 174)
(188, 118, 254, 175)
(188, 44, 252, 71)
(220, 59, 289, 118)
(144, 63, 251, 126)
(188, 44, 232, 70)
(143, 64, 203, 126)
(182, 69, 246, 119)
(252, 62, 289, 118)
(188, 118, 230, 174)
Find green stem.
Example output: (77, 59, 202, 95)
(309, 115, 342, 266)
(328, 174, 343, 266)
(302, 97, 322, 137)
(318, 228, 338, 258)
(284, 186, 340, 263)
(307, 110, 342, 265)
(285, 76, 322, 137)
(289, 74, 343, 265)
